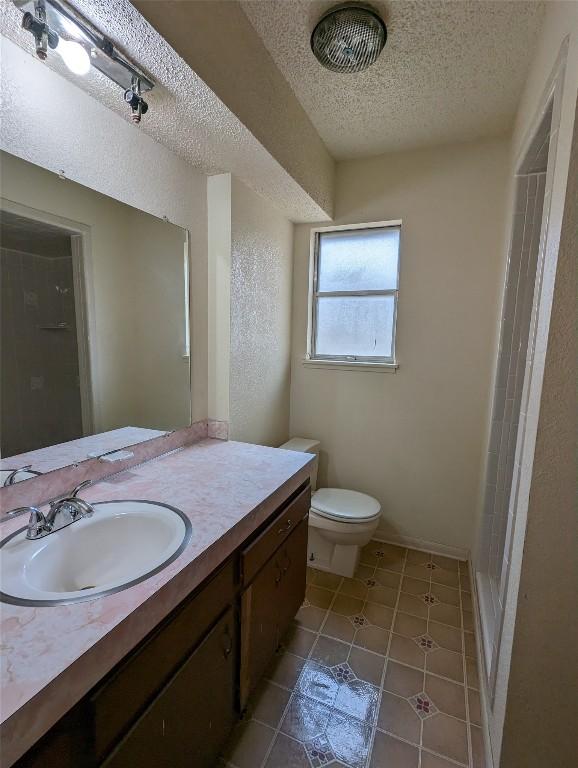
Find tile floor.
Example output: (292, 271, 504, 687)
(221, 541, 484, 768)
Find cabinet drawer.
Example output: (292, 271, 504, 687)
(241, 484, 310, 585)
(91, 559, 236, 761)
(102, 607, 237, 768)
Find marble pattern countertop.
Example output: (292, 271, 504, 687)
(0, 439, 313, 767)
(0, 426, 166, 473)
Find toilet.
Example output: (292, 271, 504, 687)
(279, 438, 381, 578)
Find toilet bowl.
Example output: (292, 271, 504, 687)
(279, 439, 381, 578)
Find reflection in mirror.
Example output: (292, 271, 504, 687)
(0, 151, 191, 481)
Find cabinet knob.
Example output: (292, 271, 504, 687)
(222, 630, 233, 658)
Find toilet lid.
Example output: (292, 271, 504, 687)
(311, 488, 381, 522)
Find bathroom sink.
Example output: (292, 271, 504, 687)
(0, 500, 192, 606)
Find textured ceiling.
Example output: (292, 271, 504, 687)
(0, 0, 331, 222)
(241, 0, 545, 159)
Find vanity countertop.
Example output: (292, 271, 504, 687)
(0, 438, 313, 767)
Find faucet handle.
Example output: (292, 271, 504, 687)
(3, 465, 32, 486)
(70, 480, 92, 498)
(26, 508, 48, 539)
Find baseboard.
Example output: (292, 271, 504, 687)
(373, 532, 469, 561)
(469, 553, 495, 768)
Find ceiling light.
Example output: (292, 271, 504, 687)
(15, 0, 154, 123)
(311, 3, 387, 74)
(55, 38, 90, 75)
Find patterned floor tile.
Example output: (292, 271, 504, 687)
(414, 633, 439, 652)
(297, 662, 340, 706)
(408, 691, 439, 719)
(281, 694, 332, 742)
(325, 710, 373, 768)
(304, 734, 336, 767)
(221, 544, 481, 768)
(333, 678, 379, 723)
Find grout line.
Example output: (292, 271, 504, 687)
(419, 548, 434, 765)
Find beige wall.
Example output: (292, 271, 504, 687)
(229, 177, 293, 446)
(124, 206, 190, 430)
(290, 137, 510, 553)
(1, 152, 190, 434)
(499, 94, 577, 768)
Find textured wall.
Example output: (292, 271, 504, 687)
(0, 36, 209, 422)
(229, 177, 293, 446)
(207, 174, 232, 423)
(290, 137, 510, 553)
(132, 0, 334, 220)
(0, 0, 332, 224)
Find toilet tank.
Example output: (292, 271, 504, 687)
(279, 438, 320, 491)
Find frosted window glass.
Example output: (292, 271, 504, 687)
(315, 295, 394, 358)
(317, 228, 399, 292)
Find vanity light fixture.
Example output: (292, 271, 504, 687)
(15, 0, 154, 123)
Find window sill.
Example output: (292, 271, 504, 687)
(302, 358, 399, 373)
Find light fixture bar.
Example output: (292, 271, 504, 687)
(14, 0, 154, 122)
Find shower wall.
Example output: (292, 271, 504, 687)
(0, 246, 82, 456)
(476, 110, 551, 680)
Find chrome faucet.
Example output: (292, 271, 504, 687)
(3, 465, 43, 486)
(7, 481, 96, 540)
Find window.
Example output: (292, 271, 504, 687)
(308, 223, 400, 365)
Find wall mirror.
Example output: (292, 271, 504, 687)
(0, 150, 191, 485)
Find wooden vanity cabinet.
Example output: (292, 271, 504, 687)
(13, 481, 310, 768)
(15, 561, 238, 768)
(240, 485, 310, 706)
(102, 607, 237, 768)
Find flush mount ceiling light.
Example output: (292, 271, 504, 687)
(14, 0, 154, 123)
(311, 3, 387, 74)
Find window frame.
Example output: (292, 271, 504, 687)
(307, 220, 402, 367)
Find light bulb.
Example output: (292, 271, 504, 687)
(56, 39, 90, 75)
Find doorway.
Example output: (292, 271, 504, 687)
(0, 207, 92, 456)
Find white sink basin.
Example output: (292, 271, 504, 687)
(0, 500, 191, 606)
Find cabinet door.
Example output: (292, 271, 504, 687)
(240, 547, 284, 706)
(240, 518, 308, 706)
(102, 607, 236, 768)
(276, 517, 308, 640)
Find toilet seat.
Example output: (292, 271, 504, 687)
(311, 488, 381, 523)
